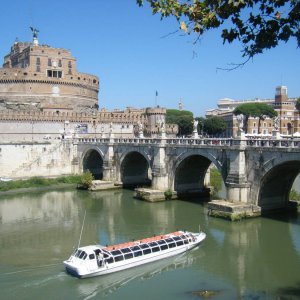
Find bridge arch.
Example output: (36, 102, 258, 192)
(119, 151, 151, 187)
(258, 160, 300, 211)
(81, 147, 104, 179)
(172, 151, 224, 197)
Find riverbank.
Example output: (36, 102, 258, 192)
(0, 175, 81, 195)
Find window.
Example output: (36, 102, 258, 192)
(68, 61, 72, 68)
(124, 253, 133, 260)
(168, 243, 176, 248)
(140, 244, 150, 249)
(58, 59, 62, 67)
(68, 68, 72, 75)
(149, 242, 158, 247)
(89, 254, 95, 260)
(160, 245, 168, 250)
(152, 247, 160, 252)
(111, 250, 122, 256)
(47, 70, 62, 78)
(143, 249, 151, 255)
(173, 236, 181, 241)
(114, 255, 124, 262)
(157, 240, 167, 245)
(105, 257, 114, 264)
(176, 241, 184, 246)
(165, 238, 173, 243)
(36, 57, 40, 65)
(121, 248, 131, 254)
(36, 66, 40, 72)
(133, 251, 142, 257)
(48, 58, 52, 66)
(130, 246, 140, 251)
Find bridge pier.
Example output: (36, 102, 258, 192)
(102, 142, 115, 181)
(151, 144, 169, 191)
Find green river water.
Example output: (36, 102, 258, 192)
(0, 188, 300, 300)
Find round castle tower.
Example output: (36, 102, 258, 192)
(0, 28, 99, 113)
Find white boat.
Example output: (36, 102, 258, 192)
(63, 230, 206, 278)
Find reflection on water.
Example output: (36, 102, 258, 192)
(76, 252, 198, 299)
(0, 188, 300, 299)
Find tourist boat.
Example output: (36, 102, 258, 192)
(63, 230, 206, 278)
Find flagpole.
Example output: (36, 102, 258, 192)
(155, 91, 158, 107)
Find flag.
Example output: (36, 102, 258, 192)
(155, 91, 158, 97)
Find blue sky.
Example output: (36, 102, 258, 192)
(1, 0, 299, 117)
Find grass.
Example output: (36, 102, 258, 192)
(0, 175, 82, 192)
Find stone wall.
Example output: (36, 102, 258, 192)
(0, 141, 79, 179)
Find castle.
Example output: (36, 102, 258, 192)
(0, 29, 177, 141)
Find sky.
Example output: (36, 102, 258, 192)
(1, 0, 299, 117)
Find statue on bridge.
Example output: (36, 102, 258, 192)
(273, 116, 279, 131)
(236, 114, 245, 132)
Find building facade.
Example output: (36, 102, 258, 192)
(206, 86, 299, 137)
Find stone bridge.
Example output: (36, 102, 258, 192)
(75, 136, 300, 213)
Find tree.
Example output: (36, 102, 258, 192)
(166, 109, 193, 136)
(137, 0, 299, 61)
(233, 102, 277, 133)
(296, 98, 300, 112)
(203, 116, 227, 136)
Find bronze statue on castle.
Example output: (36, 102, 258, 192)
(30, 27, 39, 39)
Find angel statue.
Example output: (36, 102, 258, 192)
(30, 27, 39, 39)
(273, 116, 279, 131)
(236, 114, 245, 132)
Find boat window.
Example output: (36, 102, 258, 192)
(188, 239, 192, 243)
(149, 242, 158, 247)
(124, 253, 133, 260)
(152, 246, 160, 253)
(79, 251, 87, 259)
(169, 243, 176, 248)
(114, 255, 124, 262)
(140, 244, 150, 249)
(94, 249, 101, 256)
(82, 253, 87, 260)
(143, 248, 151, 255)
(133, 250, 142, 257)
(89, 254, 95, 260)
(183, 239, 189, 244)
(165, 238, 173, 243)
(130, 246, 140, 251)
(103, 253, 110, 258)
(181, 235, 188, 239)
(105, 257, 114, 264)
(157, 240, 166, 245)
(160, 245, 168, 250)
(121, 248, 131, 254)
(173, 236, 181, 241)
(75, 250, 82, 257)
(111, 250, 122, 256)
(176, 241, 184, 246)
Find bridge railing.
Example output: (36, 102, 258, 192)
(74, 137, 300, 148)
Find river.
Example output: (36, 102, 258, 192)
(1, 188, 300, 300)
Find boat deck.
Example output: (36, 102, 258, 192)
(103, 231, 183, 251)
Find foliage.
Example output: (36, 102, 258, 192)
(203, 116, 227, 136)
(164, 189, 173, 200)
(80, 171, 95, 189)
(296, 98, 300, 112)
(233, 102, 277, 133)
(290, 189, 300, 201)
(166, 109, 194, 136)
(0, 175, 82, 192)
(210, 167, 223, 197)
(137, 0, 300, 60)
